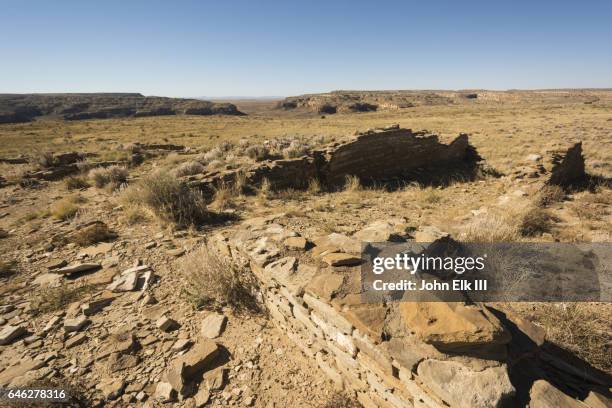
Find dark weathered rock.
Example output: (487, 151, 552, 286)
(546, 142, 587, 187)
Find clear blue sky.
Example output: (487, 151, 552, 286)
(1, 0, 611, 97)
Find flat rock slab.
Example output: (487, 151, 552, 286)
(283, 236, 308, 250)
(0, 325, 26, 345)
(55, 263, 101, 275)
(417, 360, 515, 408)
(321, 252, 362, 267)
(157, 316, 179, 332)
(45, 259, 68, 270)
(166, 248, 186, 257)
(81, 296, 115, 316)
(529, 379, 587, 408)
(0, 357, 46, 387)
(201, 313, 227, 339)
(64, 316, 90, 333)
(65, 333, 88, 349)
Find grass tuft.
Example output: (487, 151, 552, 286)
(65, 176, 90, 190)
(88, 165, 128, 189)
(121, 172, 209, 227)
(520, 208, 553, 236)
(179, 243, 259, 313)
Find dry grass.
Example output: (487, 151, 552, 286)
(257, 178, 272, 202)
(505, 302, 612, 373)
(344, 175, 361, 192)
(246, 144, 270, 161)
(122, 205, 152, 225)
(411, 185, 443, 206)
(520, 208, 553, 236)
(30, 283, 96, 316)
(172, 160, 205, 177)
(210, 182, 236, 210)
(88, 165, 128, 189)
(461, 214, 521, 242)
(121, 172, 209, 227)
(36, 151, 55, 168)
(50, 195, 86, 221)
(69, 222, 115, 246)
(179, 243, 259, 313)
(536, 185, 566, 207)
(65, 175, 90, 190)
(307, 178, 322, 195)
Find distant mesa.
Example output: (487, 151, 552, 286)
(277, 89, 610, 114)
(0, 93, 245, 124)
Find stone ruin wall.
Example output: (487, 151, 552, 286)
(208, 216, 612, 408)
(209, 220, 518, 408)
(189, 128, 481, 196)
(319, 130, 476, 187)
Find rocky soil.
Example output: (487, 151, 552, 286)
(0, 113, 610, 407)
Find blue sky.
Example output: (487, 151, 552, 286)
(1, 0, 611, 97)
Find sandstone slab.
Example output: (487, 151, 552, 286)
(321, 252, 362, 267)
(399, 302, 511, 351)
(417, 359, 515, 408)
(0, 324, 26, 345)
(200, 313, 227, 339)
(529, 379, 587, 408)
(55, 262, 101, 275)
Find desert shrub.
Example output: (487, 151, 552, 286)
(219, 141, 234, 151)
(520, 208, 553, 236)
(257, 178, 272, 200)
(461, 214, 520, 242)
(65, 176, 90, 190)
(0, 260, 16, 278)
(208, 159, 224, 169)
(173, 161, 205, 177)
(414, 186, 443, 205)
(203, 146, 224, 162)
(122, 205, 151, 225)
(121, 172, 209, 226)
(308, 178, 322, 194)
(88, 165, 128, 189)
(30, 283, 95, 316)
(246, 145, 270, 161)
(37, 151, 55, 168)
(210, 182, 235, 210)
(536, 185, 566, 207)
(282, 140, 310, 158)
(179, 243, 259, 312)
(50, 195, 86, 221)
(70, 222, 115, 246)
(344, 175, 361, 192)
(163, 152, 183, 166)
